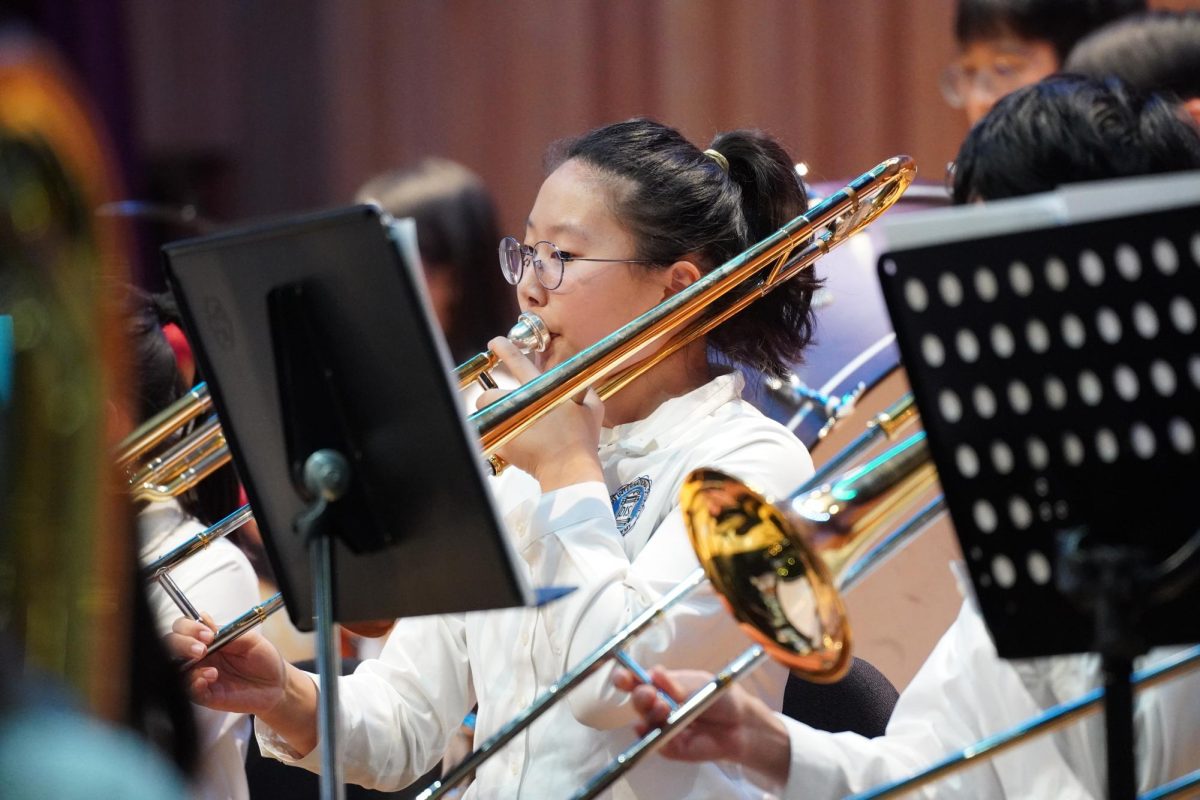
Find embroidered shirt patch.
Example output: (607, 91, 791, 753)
(611, 476, 652, 536)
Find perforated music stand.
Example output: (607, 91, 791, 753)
(876, 173, 1200, 800)
(162, 205, 537, 799)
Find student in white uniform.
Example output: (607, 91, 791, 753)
(126, 289, 261, 800)
(167, 118, 822, 798)
(614, 75, 1200, 800)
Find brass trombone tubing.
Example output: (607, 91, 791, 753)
(115, 382, 213, 467)
(138, 502, 289, 666)
(455, 312, 550, 389)
(126, 414, 227, 491)
(800, 391, 918, 492)
(570, 490, 951, 800)
(847, 644, 1200, 800)
(470, 156, 915, 460)
(130, 431, 231, 503)
(422, 429, 936, 800)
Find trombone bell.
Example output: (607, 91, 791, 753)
(680, 432, 938, 685)
(681, 469, 851, 682)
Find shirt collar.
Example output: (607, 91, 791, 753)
(598, 371, 744, 457)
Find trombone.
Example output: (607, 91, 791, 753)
(573, 416, 1200, 798)
(122, 156, 914, 667)
(419, 396, 927, 800)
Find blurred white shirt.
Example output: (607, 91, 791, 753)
(141, 498, 260, 800)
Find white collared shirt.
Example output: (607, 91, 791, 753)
(140, 499, 260, 800)
(772, 570, 1200, 799)
(258, 372, 814, 798)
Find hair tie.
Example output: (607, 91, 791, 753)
(703, 148, 729, 174)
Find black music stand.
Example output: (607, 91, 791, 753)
(876, 174, 1200, 800)
(162, 205, 537, 799)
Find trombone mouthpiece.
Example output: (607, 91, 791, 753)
(508, 312, 549, 354)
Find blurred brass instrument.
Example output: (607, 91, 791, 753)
(0, 32, 133, 720)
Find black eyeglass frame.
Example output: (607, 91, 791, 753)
(498, 235, 659, 291)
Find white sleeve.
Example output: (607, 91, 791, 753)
(520, 433, 811, 731)
(255, 613, 474, 792)
(1010, 643, 1200, 795)
(777, 602, 1098, 799)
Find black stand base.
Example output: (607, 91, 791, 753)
(1102, 655, 1135, 800)
(1058, 532, 1148, 800)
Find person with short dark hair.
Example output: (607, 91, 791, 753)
(1065, 10, 1200, 123)
(951, 73, 1200, 204)
(942, 0, 1145, 125)
(167, 118, 822, 798)
(614, 76, 1200, 799)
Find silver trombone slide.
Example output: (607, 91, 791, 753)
(415, 569, 708, 800)
(799, 392, 916, 495)
(570, 495, 947, 800)
(845, 644, 1200, 800)
(1140, 768, 1200, 800)
(141, 503, 287, 663)
(574, 641, 1200, 800)
(143, 504, 254, 622)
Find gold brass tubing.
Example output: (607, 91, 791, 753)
(115, 383, 212, 467)
(806, 435, 939, 580)
(799, 389, 920, 493)
(596, 166, 915, 403)
(456, 351, 499, 389)
(131, 437, 230, 503)
(455, 311, 550, 389)
(872, 393, 918, 439)
(126, 415, 223, 488)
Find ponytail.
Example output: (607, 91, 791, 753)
(553, 118, 818, 377)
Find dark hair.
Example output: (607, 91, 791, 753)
(123, 286, 241, 526)
(955, 0, 1146, 61)
(356, 158, 515, 359)
(548, 119, 816, 378)
(1065, 10, 1200, 100)
(952, 74, 1200, 204)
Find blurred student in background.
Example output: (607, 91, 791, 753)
(1066, 9, 1200, 124)
(356, 158, 516, 361)
(941, 0, 1145, 126)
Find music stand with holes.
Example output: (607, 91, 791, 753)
(876, 175, 1200, 800)
(162, 205, 540, 800)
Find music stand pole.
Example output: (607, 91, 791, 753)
(296, 450, 353, 800)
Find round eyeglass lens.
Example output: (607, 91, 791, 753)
(536, 245, 565, 290)
(499, 236, 524, 284)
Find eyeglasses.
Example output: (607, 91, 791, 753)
(498, 236, 657, 291)
(939, 51, 1037, 109)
